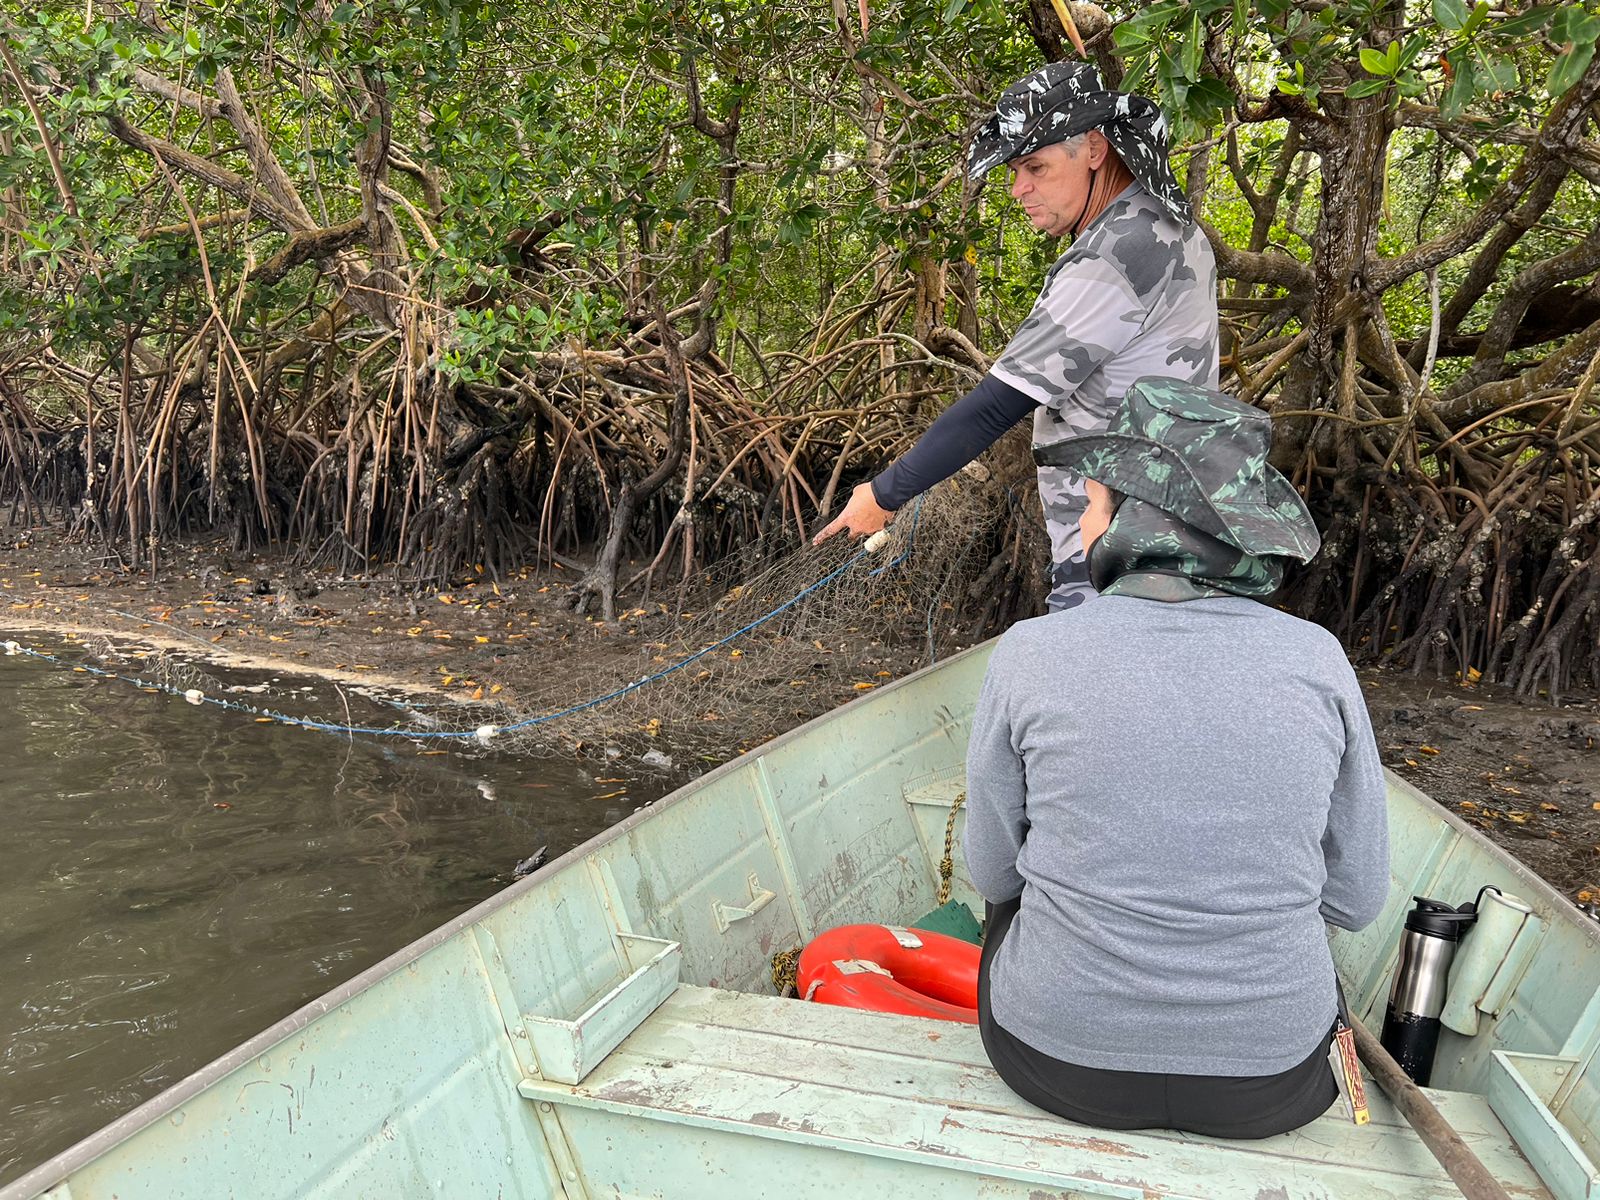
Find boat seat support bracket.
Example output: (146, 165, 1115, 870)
(713, 873, 775, 933)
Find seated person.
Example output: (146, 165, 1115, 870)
(963, 377, 1389, 1139)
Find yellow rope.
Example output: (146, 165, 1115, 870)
(771, 945, 801, 995)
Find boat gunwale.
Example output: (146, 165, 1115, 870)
(5, 642, 1597, 1199)
(0, 641, 991, 1199)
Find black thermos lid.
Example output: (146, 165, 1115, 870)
(1405, 897, 1479, 940)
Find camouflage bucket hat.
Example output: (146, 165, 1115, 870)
(968, 62, 1192, 227)
(1034, 377, 1321, 562)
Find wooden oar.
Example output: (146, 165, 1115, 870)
(1349, 1014, 1515, 1200)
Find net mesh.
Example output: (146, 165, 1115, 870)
(9, 476, 1043, 762)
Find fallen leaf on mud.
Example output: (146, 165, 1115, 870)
(475, 636, 489, 643)
(594, 790, 626, 800)
(1458, 801, 1478, 810)
(419, 750, 447, 756)
(853, 682, 876, 691)
(1506, 812, 1529, 824)
(490, 684, 503, 694)
(471, 687, 484, 700)
(1541, 802, 1560, 812)
(213, 802, 231, 810)
(1419, 745, 1440, 755)
(438, 595, 455, 604)
(1405, 758, 1419, 767)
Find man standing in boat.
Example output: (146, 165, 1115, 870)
(814, 62, 1217, 613)
(963, 378, 1390, 1137)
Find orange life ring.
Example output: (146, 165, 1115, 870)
(796, 923, 981, 1024)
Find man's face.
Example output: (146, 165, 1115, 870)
(1006, 135, 1104, 237)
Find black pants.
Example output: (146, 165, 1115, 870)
(977, 898, 1338, 1139)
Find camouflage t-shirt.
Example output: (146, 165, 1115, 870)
(990, 183, 1218, 611)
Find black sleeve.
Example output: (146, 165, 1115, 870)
(869, 374, 1037, 511)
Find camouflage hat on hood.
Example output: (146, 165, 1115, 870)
(1034, 378, 1320, 602)
(969, 62, 1192, 227)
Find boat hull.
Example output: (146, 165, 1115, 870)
(5, 640, 1597, 1199)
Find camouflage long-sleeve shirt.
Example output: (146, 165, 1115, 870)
(992, 183, 1218, 610)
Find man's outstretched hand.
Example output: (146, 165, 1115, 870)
(813, 481, 894, 545)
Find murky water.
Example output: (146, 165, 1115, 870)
(0, 632, 663, 1187)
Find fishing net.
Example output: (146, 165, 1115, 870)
(6, 473, 1046, 766)
(505, 474, 1026, 762)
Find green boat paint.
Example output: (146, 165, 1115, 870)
(5, 640, 1598, 1200)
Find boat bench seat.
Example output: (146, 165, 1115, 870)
(520, 984, 1554, 1199)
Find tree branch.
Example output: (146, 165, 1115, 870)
(1370, 58, 1600, 291)
(1201, 218, 1313, 295)
(103, 111, 301, 231)
(1437, 317, 1600, 426)
(131, 66, 224, 119)
(1396, 102, 1600, 184)
(247, 217, 367, 286)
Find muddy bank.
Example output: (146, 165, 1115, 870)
(1364, 670, 1600, 897)
(3, 525, 1598, 904)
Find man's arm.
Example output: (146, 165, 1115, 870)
(1320, 673, 1391, 930)
(870, 376, 1037, 510)
(963, 641, 1029, 903)
(813, 375, 1035, 544)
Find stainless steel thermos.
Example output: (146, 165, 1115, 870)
(1380, 896, 1481, 1085)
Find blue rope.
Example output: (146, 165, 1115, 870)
(1, 523, 917, 745)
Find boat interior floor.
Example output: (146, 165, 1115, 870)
(519, 984, 1554, 1199)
